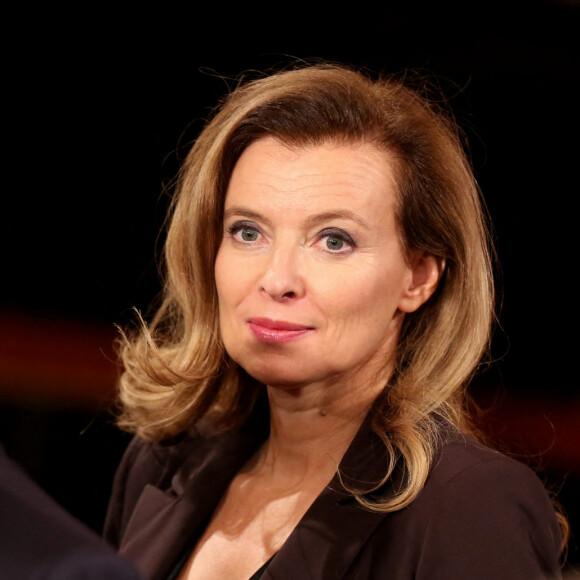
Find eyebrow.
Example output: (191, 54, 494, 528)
(306, 210, 370, 230)
(223, 206, 269, 224)
(223, 206, 371, 230)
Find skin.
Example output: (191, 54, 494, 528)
(216, 136, 439, 399)
(180, 137, 441, 579)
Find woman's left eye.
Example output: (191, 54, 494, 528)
(324, 236, 345, 251)
(317, 229, 355, 254)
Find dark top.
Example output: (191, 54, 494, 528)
(164, 533, 276, 579)
(248, 554, 276, 579)
(0, 445, 143, 580)
(104, 403, 563, 579)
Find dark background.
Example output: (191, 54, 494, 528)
(2, 0, 579, 574)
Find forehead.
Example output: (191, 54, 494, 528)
(225, 137, 398, 218)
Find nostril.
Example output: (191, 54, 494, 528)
(261, 286, 298, 302)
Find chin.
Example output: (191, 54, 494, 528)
(242, 366, 307, 389)
(235, 355, 320, 390)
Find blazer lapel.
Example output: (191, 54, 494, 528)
(119, 411, 270, 580)
(119, 484, 198, 579)
(263, 490, 389, 580)
(118, 401, 392, 580)
(264, 413, 394, 579)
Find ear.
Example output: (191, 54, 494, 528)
(398, 251, 445, 314)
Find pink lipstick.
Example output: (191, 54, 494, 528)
(247, 317, 313, 343)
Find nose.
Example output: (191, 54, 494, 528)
(260, 243, 306, 302)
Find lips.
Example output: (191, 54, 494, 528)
(247, 317, 313, 343)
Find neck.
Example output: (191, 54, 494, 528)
(255, 365, 392, 485)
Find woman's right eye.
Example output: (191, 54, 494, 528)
(237, 227, 260, 242)
(226, 222, 262, 244)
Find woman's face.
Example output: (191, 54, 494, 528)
(215, 137, 439, 393)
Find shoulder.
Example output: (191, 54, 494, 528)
(104, 412, 269, 548)
(103, 429, 207, 547)
(369, 433, 563, 579)
(108, 404, 270, 501)
(106, 420, 248, 503)
(423, 433, 561, 533)
(427, 432, 555, 501)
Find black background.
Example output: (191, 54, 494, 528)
(2, 0, 579, 574)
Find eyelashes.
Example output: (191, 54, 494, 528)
(225, 221, 263, 243)
(224, 221, 357, 254)
(317, 228, 356, 252)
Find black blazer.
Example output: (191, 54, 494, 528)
(104, 405, 562, 579)
(0, 446, 142, 580)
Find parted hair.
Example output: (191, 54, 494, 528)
(118, 63, 495, 513)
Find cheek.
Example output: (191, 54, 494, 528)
(317, 264, 404, 325)
(215, 249, 260, 327)
(214, 250, 236, 321)
(214, 251, 240, 356)
(215, 249, 240, 303)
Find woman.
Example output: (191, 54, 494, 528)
(105, 64, 566, 579)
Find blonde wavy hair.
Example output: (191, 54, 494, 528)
(118, 63, 495, 513)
